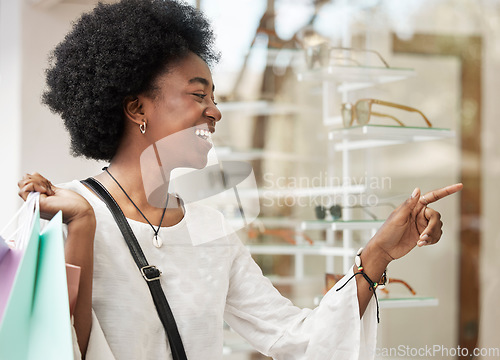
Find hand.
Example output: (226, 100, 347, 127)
(369, 183, 463, 263)
(18, 172, 94, 224)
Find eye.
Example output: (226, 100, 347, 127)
(191, 93, 207, 100)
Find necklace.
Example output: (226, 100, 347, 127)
(104, 167, 169, 248)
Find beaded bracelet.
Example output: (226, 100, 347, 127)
(336, 247, 386, 323)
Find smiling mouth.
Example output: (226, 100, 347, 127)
(195, 128, 212, 141)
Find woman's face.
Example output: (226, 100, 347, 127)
(140, 52, 222, 169)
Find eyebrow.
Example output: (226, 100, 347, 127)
(188, 77, 215, 92)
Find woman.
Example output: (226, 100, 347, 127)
(18, 0, 462, 359)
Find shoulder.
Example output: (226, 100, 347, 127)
(57, 179, 95, 199)
(56, 179, 107, 213)
(56, 179, 86, 192)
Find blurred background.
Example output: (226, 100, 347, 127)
(1, 0, 498, 359)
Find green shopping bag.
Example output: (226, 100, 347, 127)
(0, 210, 74, 360)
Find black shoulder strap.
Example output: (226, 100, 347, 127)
(81, 177, 188, 360)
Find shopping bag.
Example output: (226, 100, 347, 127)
(66, 263, 81, 317)
(0, 210, 74, 360)
(0, 240, 23, 323)
(0, 192, 39, 322)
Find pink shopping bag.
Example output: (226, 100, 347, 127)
(0, 242, 24, 322)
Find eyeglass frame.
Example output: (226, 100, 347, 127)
(379, 278, 417, 296)
(305, 45, 390, 70)
(315, 202, 396, 221)
(315, 204, 342, 220)
(341, 98, 433, 128)
(248, 225, 314, 245)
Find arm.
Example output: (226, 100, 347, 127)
(224, 184, 462, 359)
(64, 210, 95, 357)
(18, 173, 96, 357)
(355, 184, 463, 318)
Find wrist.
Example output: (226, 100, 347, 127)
(365, 237, 394, 266)
(357, 244, 391, 284)
(352, 246, 387, 324)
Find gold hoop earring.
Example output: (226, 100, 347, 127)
(139, 120, 147, 134)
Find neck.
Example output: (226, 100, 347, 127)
(100, 129, 186, 209)
(101, 167, 184, 229)
(91, 132, 186, 228)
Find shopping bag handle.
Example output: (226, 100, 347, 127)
(1, 192, 40, 250)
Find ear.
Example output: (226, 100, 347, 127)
(123, 95, 145, 126)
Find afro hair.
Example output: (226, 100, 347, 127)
(42, 0, 219, 161)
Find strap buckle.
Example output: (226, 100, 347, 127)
(140, 265, 162, 282)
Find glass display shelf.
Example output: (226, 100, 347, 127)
(237, 184, 366, 199)
(214, 147, 323, 163)
(301, 219, 385, 231)
(297, 65, 415, 90)
(256, 47, 303, 66)
(237, 216, 304, 228)
(313, 295, 438, 309)
(254, 217, 302, 227)
(247, 242, 356, 256)
(379, 296, 439, 309)
(328, 125, 455, 151)
(217, 100, 316, 116)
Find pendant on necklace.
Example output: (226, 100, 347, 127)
(153, 234, 163, 248)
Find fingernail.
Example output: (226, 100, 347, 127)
(411, 188, 419, 198)
(418, 234, 430, 246)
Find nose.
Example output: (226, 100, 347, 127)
(205, 102, 222, 123)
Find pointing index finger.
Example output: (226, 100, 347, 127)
(420, 183, 463, 206)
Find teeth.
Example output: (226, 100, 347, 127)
(195, 128, 211, 140)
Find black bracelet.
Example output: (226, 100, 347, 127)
(336, 265, 381, 323)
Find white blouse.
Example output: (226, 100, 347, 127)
(62, 180, 377, 360)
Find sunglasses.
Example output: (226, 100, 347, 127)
(378, 278, 417, 296)
(315, 202, 396, 221)
(247, 225, 314, 245)
(305, 45, 390, 70)
(315, 205, 342, 220)
(341, 99, 433, 128)
(325, 273, 416, 296)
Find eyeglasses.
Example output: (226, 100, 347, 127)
(315, 205, 342, 220)
(325, 273, 416, 296)
(378, 278, 417, 296)
(247, 225, 314, 246)
(341, 99, 433, 128)
(305, 45, 390, 70)
(315, 202, 396, 221)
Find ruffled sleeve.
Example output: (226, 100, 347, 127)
(224, 241, 377, 360)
